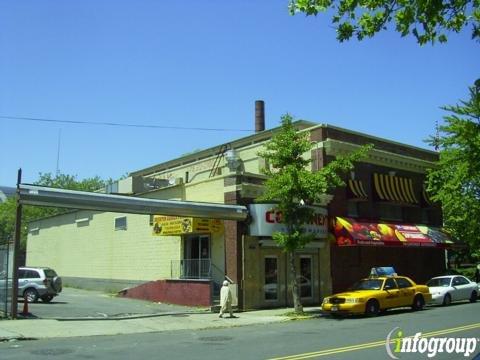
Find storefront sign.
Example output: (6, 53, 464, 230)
(333, 217, 450, 247)
(152, 216, 223, 236)
(248, 204, 328, 238)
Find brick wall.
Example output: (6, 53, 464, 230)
(120, 279, 212, 306)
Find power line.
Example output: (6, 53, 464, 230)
(0, 115, 254, 132)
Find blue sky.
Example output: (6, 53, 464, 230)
(0, 1, 478, 186)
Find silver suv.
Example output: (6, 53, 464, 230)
(18, 267, 62, 303)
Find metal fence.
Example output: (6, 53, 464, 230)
(0, 242, 13, 318)
(171, 259, 211, 279)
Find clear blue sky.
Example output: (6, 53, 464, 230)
(1, 1, 478, 186)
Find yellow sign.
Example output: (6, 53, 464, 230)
(152, 216, 224, 236)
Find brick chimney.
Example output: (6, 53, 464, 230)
(255, 100, 265, 133)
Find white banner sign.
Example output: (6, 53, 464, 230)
(248, 204, 328, 238)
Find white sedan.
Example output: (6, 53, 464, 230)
(427, 275, 479, 306)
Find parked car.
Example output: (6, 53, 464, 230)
(322, 275, 432, 316)
(426, 275, 478, 306)
(18, 267, 62, 303)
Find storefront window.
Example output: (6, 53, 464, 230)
(299, 256, 312, 298)
(347, 201, 359, 217)
(264, 257, 278, 301)
(378, 204, 403, 222)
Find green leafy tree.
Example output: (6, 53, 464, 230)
(0, 173, 107, 250)
(258, 115, 372, 313)
(426, 80, 480, 249)
(289, 0, 480, 44)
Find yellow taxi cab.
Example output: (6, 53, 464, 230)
(322, 275, 432, 316)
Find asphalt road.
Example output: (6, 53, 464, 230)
(1, 301, 479, 359)
(20, 287, 203, 319)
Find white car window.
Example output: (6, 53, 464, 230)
(453, 276, 469, 286)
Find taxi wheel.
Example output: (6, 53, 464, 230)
(365, 299, 380, 316)
(412, 295, 425, 310)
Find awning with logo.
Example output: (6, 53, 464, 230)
(373, 173, 419, 205)
(332, 217, 454, 247)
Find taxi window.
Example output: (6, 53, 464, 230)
(383, 278, 397, 290)
(396, 277, 413, 288)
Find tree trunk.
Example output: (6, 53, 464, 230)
(289, 250, 303, 314)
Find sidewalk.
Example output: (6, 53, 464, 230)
(0, 307, 322, 341)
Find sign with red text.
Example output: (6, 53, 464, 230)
(248, 204, 328, 238)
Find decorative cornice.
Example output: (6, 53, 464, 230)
(322, 139, 436, 174)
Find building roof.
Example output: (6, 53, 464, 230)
(130, 120, 438, 178)
(0, 186, 15, 203)
(130, 120, 315, 178)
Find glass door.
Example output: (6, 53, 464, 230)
(184, 235, 210, 278)
(299, 256, 313, 299)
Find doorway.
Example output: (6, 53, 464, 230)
(183, 235, 211, 278)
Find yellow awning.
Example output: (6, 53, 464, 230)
(373, 173, 418, 204)
(347, 179, 368, 200)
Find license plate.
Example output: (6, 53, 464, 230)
(331, 306, 338, 311)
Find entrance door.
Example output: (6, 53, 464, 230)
(299, 256, 313, 299)
(184, 235, 210, 278)
(264, 256, 279, 302)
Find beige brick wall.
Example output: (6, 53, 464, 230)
(27, 210, 181, 281)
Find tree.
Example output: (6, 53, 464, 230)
(0, 173, 107, 250)
(289, 0, 480, 44)
(426, 80, 480, 249)
(258, 115, 372, 313)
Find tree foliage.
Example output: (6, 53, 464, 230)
(258, 115, 372, 312)
(426, 81, 480, 249)
(289, 0, 480, 44)
(0, 173, 107, 249)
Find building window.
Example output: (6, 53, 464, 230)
(264, 256, 278, 301)
(114, 216, 127, 231)
(347, 201, 359, 217)
(421, 209, 429, 224)
(378, 204, 402, 222)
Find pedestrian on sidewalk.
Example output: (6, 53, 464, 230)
(219, 280, 235, 318)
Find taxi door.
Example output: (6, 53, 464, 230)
(396, 277, 416, 306)
(383, 278, 401, 309)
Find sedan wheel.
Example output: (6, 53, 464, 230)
(469, 291, 477, 303)
(442, 293, 451, 306)
(23, 288, 39, 303)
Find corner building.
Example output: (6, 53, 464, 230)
(27, 118, 450, 310)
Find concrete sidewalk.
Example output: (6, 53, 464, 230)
(0, 307, 322, 341)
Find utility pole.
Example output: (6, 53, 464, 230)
(11, 169, 22, 319)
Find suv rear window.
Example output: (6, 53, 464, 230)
(44, 269, 57, 278)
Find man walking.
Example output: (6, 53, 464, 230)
(219, 280, 234, 318)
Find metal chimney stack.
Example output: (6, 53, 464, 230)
(255, 100, 265, 132)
